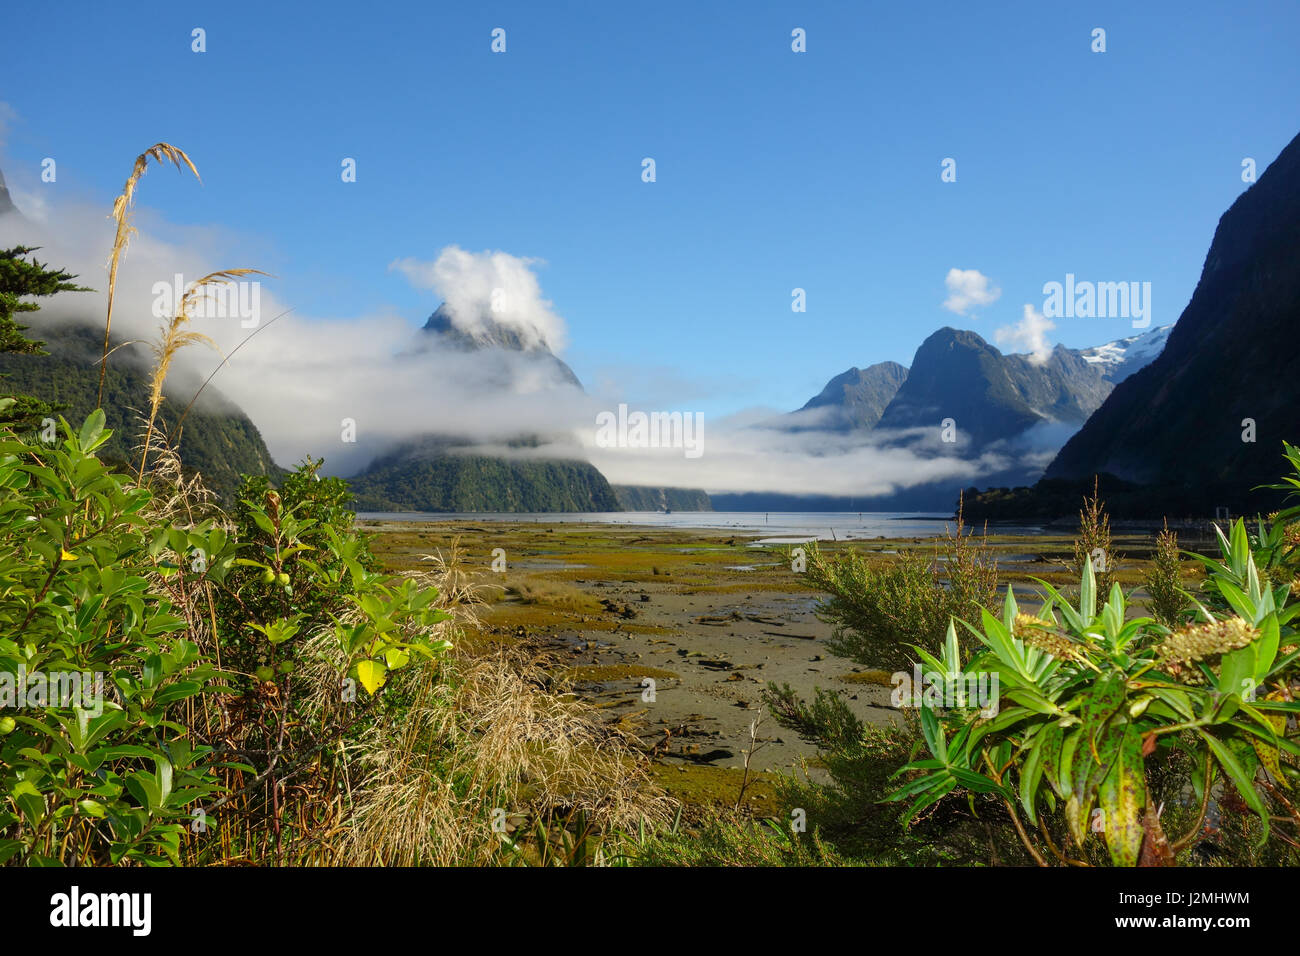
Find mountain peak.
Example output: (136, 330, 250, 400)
(794, 360, 908, 431)
(1077, 324, 1174, 382)
(422, 303, 547, 353)
(418, 302, 582, 389)
(0, 167, 18, 217)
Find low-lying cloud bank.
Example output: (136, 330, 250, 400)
(0, 186, 1035, 497)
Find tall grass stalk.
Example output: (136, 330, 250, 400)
(138, 269, 266, 482)
(99, 143, 201, 406)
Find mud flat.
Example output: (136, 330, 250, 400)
(361, 519, 1171, 782)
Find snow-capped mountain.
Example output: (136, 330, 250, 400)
(1078, 325, 1174, 383)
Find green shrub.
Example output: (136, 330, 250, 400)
(887, 511, 1300, 866)
(799, 517, 999, 671)
(0, 406, 221, 864)
(761, 682, 1034, 864)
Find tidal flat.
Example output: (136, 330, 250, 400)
(361, 519, 1204, 811)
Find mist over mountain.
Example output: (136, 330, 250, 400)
(787, 361, 909, 432)
(415, 303, 583, 390)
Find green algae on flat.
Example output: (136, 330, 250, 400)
(563, 664, 679, 683)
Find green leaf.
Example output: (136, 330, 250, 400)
(1080, 555, 1097, 621)
(1020, 722, 1061, 823)
(1198, 729, 1269, 843)
(1098, 722, 1146, 866)
(355, 659, 387, 695)
(77, 409, 106, 454)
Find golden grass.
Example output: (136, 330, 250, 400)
(505, 576, 605, 614)
(138, 269, 268, 481)
(332, 645, 673, 865)
(99, 143, 201, 406)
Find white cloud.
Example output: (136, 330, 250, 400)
(1, 193, 1029, 497)
(390, 246, 567, 352)
(995, 304, 1056, 365)
(584, 415, 1010, 497)
(942, 268, 1000, 315)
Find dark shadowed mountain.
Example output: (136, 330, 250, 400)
(347, 435, 620, 512)
(1043, 129, 1300, 515)
(0, 323, 282, 502)
(791, 360, 908, 431)
(874, 328, 1112, 451)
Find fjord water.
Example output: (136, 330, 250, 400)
(356, 510, 1052, 541)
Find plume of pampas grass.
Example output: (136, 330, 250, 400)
(138, 269, 268, 481)
(98, 143, 201, 407)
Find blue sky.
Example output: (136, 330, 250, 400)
(3, 0, 1299, 420)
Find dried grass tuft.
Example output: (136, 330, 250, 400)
(320, 549, 672, 866)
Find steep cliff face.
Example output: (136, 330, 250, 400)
(1046, 130, 1300, 510)
(611, 485, 713, 511)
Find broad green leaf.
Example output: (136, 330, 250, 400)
(355, 659, 387, 695)
(1198, 729, 1269, 843)
(1099, 722, 1146, 867)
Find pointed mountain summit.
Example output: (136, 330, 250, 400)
(418, 303, 581, 388)
(874, 327, 1111, 450)
(794, 360, 908, 431)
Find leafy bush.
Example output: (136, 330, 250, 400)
(0, 406, 221, 864)
(887, 515, 1300, 866)
(800, 515, 999, 671)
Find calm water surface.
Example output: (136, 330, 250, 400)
(355, 510, 1053, 542)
